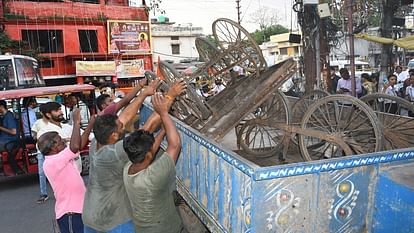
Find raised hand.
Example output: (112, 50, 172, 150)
(142, 79, 160, 96)
(166, 80, 186, 98)
(152, 93, 169, 115)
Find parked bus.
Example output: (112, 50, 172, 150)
(0, 54, 45, 90)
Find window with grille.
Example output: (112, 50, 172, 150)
(78, 30, 98, 53)
(171, 44, 180, 55)
(22, 30, 64, 53)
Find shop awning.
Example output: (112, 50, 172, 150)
(356, 33, 414, 49)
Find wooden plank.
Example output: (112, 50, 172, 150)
(201, 59, 297, 140)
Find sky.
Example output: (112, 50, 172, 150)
(150, 0, 298, 35)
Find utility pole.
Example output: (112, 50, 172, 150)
(346, 0, 356, 97)
(380, 0, 397, 91)
(236, 0, 241, 24)
(303, 5, 317, 93)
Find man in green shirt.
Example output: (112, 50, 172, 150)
(123, 93, 185, 233)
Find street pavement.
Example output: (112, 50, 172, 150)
(0, 173, 209, 233)
(0, 174, 57, 233)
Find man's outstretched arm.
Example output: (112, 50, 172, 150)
(113, 78, 148, 113)
(118, 79, 160, 125)
(141, 80, 186, 133)
(152, 94, 181, 162)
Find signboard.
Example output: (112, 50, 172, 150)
(108, 20, 152, 55)
(76, 61, 116, 76)
(116, 59, 145, 78)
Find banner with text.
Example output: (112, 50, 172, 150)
(116, 59, 145, 78)
(108, 20, 152, 55)
(76, 61, 116, 76)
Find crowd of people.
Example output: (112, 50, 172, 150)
(191, 65, 245, 100)
(16, 77, 188, 233)
(330, 66, 414, 101)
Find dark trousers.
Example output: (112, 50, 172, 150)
(57, 213, 84, 233)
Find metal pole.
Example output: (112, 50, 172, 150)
(315, 30, 321, 89)
(236, 0, 241, 24)
(347, 0, 356, 97)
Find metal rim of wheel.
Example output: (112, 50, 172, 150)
(290, 89, 330, 145)
(195, 37, 221, 62)
(237, 90, 291, 157)
(291, 89, 330, 121)
(158, 61, 212, 121)
(360, 93, 414, 150)
(212, 18, 267, 74)
(191, 37, 231, 79)
(299, 95, 383, 161)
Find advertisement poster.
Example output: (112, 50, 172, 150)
(116, 59, 145, 78)
(76, 61, 116, 76)
(108, 20, 152, 54)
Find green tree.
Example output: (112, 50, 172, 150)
(251, 24, 289, 45)
(0, 31, 42, 60)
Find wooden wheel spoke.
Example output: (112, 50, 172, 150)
(300, 95, 382, 161)
(316, 105, 334, 132)
(342, 107, 365, 131)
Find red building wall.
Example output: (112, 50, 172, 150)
(2, 0, 151, 84)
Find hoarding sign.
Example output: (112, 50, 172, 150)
(116, 59, 145, 78)
(108, 20, 152, 55)
(76, 61, 116, 76)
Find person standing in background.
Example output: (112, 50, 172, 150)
(329, 67, 341, 94)
(336, 68, 362, 96)
(22, 97, 37, 140)
(32, 104, 50, 203)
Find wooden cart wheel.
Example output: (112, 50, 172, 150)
(360, 93, 414, 150)
(212, 18, 267, 75)
(145, 70, 193, 121)
(194, 37, 232, 79)
(159, 60, 181, 84)
(195, 37, 220, 62)
(291, 89, 330, 122)
(289, 89, 330, 145)
(237, 90, 291, 157)
(159, 61, 212, 120)
(299, 95, 383, 161)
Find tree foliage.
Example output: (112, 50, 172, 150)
(330, 0, 382, 33)
(145, 0, 165, 16)
(250, 25, 289, 45)
(0, 31, 42, 60)
(206, 35, 219, 48)
(248, 7, 281, 30)
(247, 6, 288, 45)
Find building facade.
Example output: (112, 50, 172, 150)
(151, 22, 203, 65)
(260, 32, 302, 66)
(0, 0, 152, 86)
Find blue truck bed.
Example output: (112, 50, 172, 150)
(140, 104, 414, 233)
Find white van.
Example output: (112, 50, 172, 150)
(330, 60, 372, 77)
